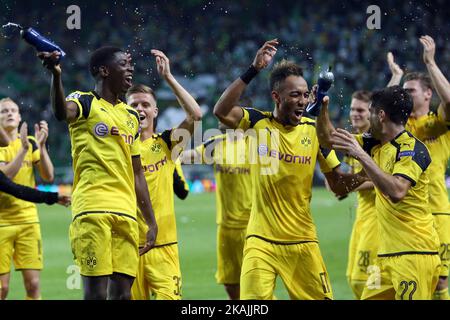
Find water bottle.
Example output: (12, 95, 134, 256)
(2, 22, 66, 62)
(306, 66, 334, 116)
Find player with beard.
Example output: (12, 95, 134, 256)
(213, 39, 367, 299)
(387, 36, 450, 300)
(318, 85, 440, 300)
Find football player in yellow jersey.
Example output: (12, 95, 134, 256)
(0, 117, 70, 207)
(0, 123, 69, 300)
(0, 98, 55, 300)
(341, 91, 377, 299)
(387, 36, 450, 300)
(180, 124, 252, 300)
(37, 47, 157, 300)
(126, 49, 202, 300)
(213, 39, 367, 300)
(319, 85, 440, 299)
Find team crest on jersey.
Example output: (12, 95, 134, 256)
(82, 244, 97, 270)
(151, 143, 162, 153)
(93, 122, 109, 137)
(301, 136, 312, 147)
(126, 114, 135, 130)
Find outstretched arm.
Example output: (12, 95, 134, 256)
(37, 51, 78, 122)
(151, 50, 202, 138)
(324, 166, 370, 198)
(0, 170, 70, 206)
(386, 52, 404, 87)
(213, 39, 278, 128)
(420, 36, 450, 121)
(331, 128, 410, 203)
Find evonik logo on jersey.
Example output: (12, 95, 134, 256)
(258, 146, 312, 165)
(93, 122, 135, 145)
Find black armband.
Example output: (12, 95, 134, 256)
(240, 65, 259, 84)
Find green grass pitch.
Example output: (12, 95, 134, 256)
(7, 187, 357, 300)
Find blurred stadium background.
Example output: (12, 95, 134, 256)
(1, 0, 449, 299)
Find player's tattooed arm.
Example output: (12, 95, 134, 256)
(315, 95, 335, 149)
(36, 51, 78, 122)
(386, 52, 404, 87)
(331, 128, 410, 203)
(214, 39, 278, 128)
(420, 35, 450, 121)
(0, 122, 29, 179)
(151, 50, 202, 141)
(132, 156, 158, 255)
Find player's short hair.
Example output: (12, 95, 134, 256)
(0, 97, 18, 108)
(125, 84, 157, 101)
(404, 72, 433, 91)
(351, 90, 372, 103)
(89, 46, 124, 77)
(370, 85, 413, 125)
(270, 59, 304, 91)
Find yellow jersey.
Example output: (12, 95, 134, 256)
(237, 108, 340, 243)
(196, 134, 252, 229)
(406, 111, 450, 215)
(138, 129, 177, 247)
(0, 136, 40, 225)
(66, 91, 140, 220)
(356, 131, 439, 256)
(345, 156, 376, 221)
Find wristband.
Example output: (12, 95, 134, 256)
(240, 65, 259, 84)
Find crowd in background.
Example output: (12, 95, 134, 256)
(0, 0, 448, 182)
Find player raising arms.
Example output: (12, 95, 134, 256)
(387, 36, 450, 300)
(37, 48, 157, 300)
(213, 39, 367, 300)
(0, 98, 55, 300)
(317, 85, 440, 300)
(126, 49, 202, 300)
